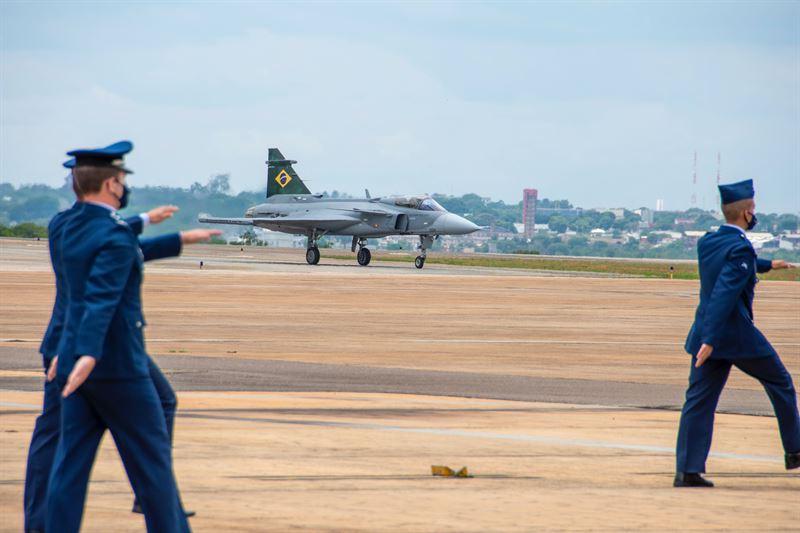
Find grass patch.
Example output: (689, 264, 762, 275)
(325, 252, 799, 281)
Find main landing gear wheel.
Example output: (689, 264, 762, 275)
(414, 256, 425, 269)
(357, 247, 371, 266)
(306, 247, 320, 265)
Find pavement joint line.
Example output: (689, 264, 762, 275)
(0, 401, 39, 409)
(178, 412, 784, 464)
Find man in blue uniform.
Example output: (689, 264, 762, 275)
(675, 179, 800, 487)
(23, 154, 183, 532)
(44, 142, 219, 532)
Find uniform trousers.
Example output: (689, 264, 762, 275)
(45, 376, 189, 533)
(676, 354, 800, 473)
(24, 358, 178, 530)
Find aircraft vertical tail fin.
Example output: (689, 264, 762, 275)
(266, 148, 311, 198)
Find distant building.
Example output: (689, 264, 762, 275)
(655, 199, 665, 211)
(257, 229, 305, 248)
(596, 208, 626, 220)
(635, 207, 654, 227)
(747, 232, 776, 250)
(650, 230, 683, 240)
(522, 188, 538, 238)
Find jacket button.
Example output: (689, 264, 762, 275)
(135, 320, 143, 328)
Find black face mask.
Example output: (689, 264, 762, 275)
(113, 179, 130, 210)
(745, 211, 758, 231)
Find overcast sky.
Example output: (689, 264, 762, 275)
(1, 1, 798, 212)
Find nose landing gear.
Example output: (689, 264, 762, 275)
(415, 235, 434, 269)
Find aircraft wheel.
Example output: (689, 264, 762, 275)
(306, 247, 320, 265)
(414, 256, 425, 269)
(357, 247, 371, 266)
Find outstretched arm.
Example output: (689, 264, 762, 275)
(140, 234, 182, 262)
(125, 205, 179, 236)
(139, 229, 222, 262)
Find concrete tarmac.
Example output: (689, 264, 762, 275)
(1, 239, 798, 531)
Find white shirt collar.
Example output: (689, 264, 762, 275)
(85, 200, 116, 213)
(722, 223, 746, 235)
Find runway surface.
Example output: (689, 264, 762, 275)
(1, 239, 798, 531)
(0, 346, 778, 417)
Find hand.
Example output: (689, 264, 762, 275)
(46, 355, 58, 382)
(62, 356, 96, 397)
(771, 260, 795, 270)
(147, 205, 179, 224)
(180, 229, 222, 244)
(695, 343, 714, 368)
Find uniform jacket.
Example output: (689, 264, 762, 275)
(55, 203, 181, 380)
(39, 204, 179, 361)
(684, 225, 776, 360)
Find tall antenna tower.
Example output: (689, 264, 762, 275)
(691, 151, 697, 207)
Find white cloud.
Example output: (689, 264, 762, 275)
(1, 6, 797, 213)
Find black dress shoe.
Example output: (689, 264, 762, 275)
(133, 502, 195, 517)
(673, 472, 714, 487)
(786, 452, 800, 470)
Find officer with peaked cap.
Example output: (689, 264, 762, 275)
(675, 179, 800, 487)
(23, 145, 198, 531)
(44, 141, 218, 532)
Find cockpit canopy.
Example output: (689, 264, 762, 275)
(392, 196, 446, 212)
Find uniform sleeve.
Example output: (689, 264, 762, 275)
(139, 233, 182, 262)
(756, 257, 772, 273)
(701, 245, 755, 348)
(125, 215, 144, 236)
(39, 215, 65, 356)
(74, 230, 136, 360)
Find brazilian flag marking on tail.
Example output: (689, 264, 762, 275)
(275, 169, 292, 188)
(266, 148, 311, 198)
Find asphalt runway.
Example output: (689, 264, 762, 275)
(0, 346, 776, 417)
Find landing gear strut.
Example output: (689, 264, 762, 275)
(306, 230, 320, 265)
(415, 235, 434, 269)
(353, 236, 371, 266)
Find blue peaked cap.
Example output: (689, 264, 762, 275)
(66, 140, 134, 174)
(718, 179, 754, 204)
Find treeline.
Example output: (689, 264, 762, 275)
(1, 177, 797, 238)
(0, 177, 535, 234)
(0, 222, 48, 238)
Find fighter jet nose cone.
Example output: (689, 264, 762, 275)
(434, 213, 481, 235)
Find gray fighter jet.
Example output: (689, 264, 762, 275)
(199, 148, 480, 268)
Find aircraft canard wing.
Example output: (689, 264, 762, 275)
(198, 216, 254, 226)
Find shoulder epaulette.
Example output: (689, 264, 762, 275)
(110, 211, 128, 226)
